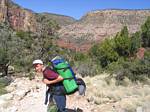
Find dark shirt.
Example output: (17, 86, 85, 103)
(43, 67, 63, 87)
(43, 67, 59, 80)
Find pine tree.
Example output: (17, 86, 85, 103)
(141, 16, 150, 47)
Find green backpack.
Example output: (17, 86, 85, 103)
(49, 56, 78, 94)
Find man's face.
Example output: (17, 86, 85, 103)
(33, 64, 43, 73)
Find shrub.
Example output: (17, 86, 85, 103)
(130, 32, 141, 56)
(141, 16, 150, 47)
(114, 26, 131, 57)
(106, 58, 125, 74)
(0, 23, 15, 76)
(0, 77, 12, 95)
(75, 60, 102, 77)
(0, 86, 7, 95)
(144, 50, 150, 60)
(73, 52, 88, 62)
(90, 38, 119, 68)
(107, 58, 150, 83)
(13, 55, 33, 73)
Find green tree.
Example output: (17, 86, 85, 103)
(0, 22, 28, 75)
(35, 14, 60, 59)
(130, 31, 141, 56)
(0, 23, 15, 75)
(90, 39, 119, 68)
(36, 14, 60, 36)
(141, 16, 150, 47)
(114, 26, 131, 57)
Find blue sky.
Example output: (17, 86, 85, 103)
(13, 0, 150, 19)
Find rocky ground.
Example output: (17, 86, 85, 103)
(0, 77, 96, 112)
(0, 75, 150, 112)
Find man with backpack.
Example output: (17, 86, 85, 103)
(33, 59, 66, 112)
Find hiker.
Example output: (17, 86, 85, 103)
(33, 59, 66, 112)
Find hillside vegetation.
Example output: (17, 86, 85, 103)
(88, 17, 150, 82)
(85, 74, 150, 112)
(0, 0, 150, 97)
(0, 16, 150, 81)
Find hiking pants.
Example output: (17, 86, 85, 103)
(53, 94, 66, 112)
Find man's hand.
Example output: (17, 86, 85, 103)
(42, 78, 51, 84)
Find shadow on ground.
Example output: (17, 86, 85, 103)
(66, 108, 83, 112)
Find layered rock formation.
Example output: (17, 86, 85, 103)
(0, 0, 75, 32)
(59, 9, 150, 41)
(39, 13, 76, 26)
(1, 0, 150, 52)
(0, 0, 38, 32)
(57, 9, 150, 51)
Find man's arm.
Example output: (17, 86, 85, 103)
(42, 75, 63, 85)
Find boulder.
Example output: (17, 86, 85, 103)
(8, 66, 15, 74)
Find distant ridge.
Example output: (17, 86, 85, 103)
(38, 12, 76, 26)
(58, 9, 150, 52)
(1, 0, 150, 52)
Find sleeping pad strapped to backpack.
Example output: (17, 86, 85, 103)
(50, 56, 78, 94)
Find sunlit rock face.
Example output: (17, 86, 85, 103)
(0, 0, 38, 32)
(58, 9, 150, 51)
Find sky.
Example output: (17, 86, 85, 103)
(12, 0, 150, 20)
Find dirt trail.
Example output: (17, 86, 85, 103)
(3, 75, 150, 112)
(14, 79, 97, 112)
(14, 83, 47, 112)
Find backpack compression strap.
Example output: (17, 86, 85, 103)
(63, 77, 75, 80)
(54, 66, 70, 72)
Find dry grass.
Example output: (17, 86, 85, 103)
(84, 74, 150, 111)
